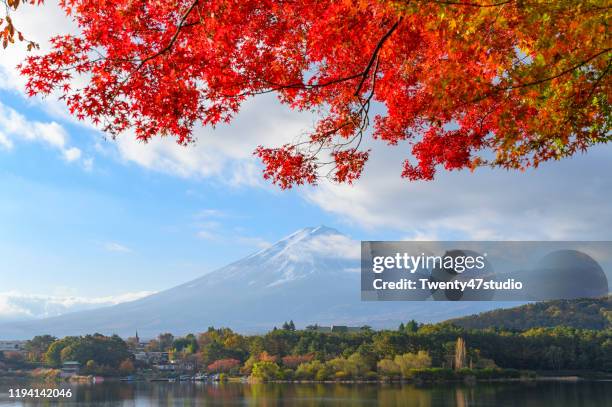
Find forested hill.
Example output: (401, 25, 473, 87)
(448, 297, 611, 331)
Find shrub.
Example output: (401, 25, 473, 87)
(250, 361, 281, 381)
(295, 360, 324, 380)
(394, 351, 432, 378)
(377, 359, 400, 378)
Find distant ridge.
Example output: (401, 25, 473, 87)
(448, 296, 611, 331)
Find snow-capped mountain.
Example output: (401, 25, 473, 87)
(0, 226, 502, 339)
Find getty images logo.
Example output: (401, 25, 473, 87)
(372, 252, 487, 274)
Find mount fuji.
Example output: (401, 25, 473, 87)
(1, 226, 504, 339)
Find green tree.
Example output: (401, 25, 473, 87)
(25, 335, 56, 363)
(394, 351, 432, 377)
(250, 361, 281, 381)
(377, 358, 400, 377)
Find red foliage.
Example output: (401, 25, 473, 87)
(207, 358, 240, 373)
(19, 1, 610, 187)
(257, 351, 278, 363)
(281, 354, 314, 369)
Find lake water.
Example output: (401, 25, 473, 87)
(0, 379, 611, 406)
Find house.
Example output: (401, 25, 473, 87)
(308, 325, 367, 334)
(135, 351, 169, 363)
(153, 363, 175, 372)
(60, 361, 80, 378)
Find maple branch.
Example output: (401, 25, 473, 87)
(222, 20, 402, 100)
(260, 72, 365, 92)
(354, 18, 402, 96)
(584, 60, 611, 103)
(137, 0, 199, 68)
(507, 48, 611, 91)
(469, 48, 611, 104)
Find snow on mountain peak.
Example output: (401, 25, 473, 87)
(204, 226, 359, 287)
(263, 226, 355, 261)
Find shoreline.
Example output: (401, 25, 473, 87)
(3, 372, 612, 385)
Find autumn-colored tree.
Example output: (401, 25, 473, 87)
(15, 0, 612, 187)
(207, 358, 240, 373)
(144, 339, 160, 352)
(394, 351, 432, 377)
(1, 0, 40, 50)
(257, 351, 278, 363)
(377, 358, 401, 377)
(24, 335, 56, 362)
(281, 353, 314, 369)
(454, 337, 467, 370)
(250, 361, 281, 381)
(119, 358, 135, 375)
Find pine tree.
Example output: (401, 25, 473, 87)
(405, 320, 419, 333)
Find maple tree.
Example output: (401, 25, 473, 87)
(13, 0, 612, 187)
(1, 0, 40, 50)
(207, 358, 240, 373)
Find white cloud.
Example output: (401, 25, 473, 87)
(196, 229, 219, 241)
(35, 122, 66, 148)
(0, 290, 154, 322)
(63, 146, 82, 162)
(192, 210, 271, 248)
(103, 242, 132, 253)
(0, 101, 86, 165)
(114, 95, 312, 187)
(307, 140, 612, 240)
(0, 131, 13, 150)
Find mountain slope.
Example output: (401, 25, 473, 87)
(1, 226, 501, 339)
(448, 296, 612, 330)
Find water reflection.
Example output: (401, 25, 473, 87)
(0, 380, 610, 406)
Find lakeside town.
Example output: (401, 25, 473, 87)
(1, 298, 611, 385)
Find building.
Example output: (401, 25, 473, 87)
(135, 351, 169, 364)
(60, 361, 80, 378)
(307, 325, 367, 334)
(153, 363, 176, 372)
(0, 340, 26, 353)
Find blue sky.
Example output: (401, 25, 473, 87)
(1, 1, 611, 321)
(0, 89, 367, 298)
